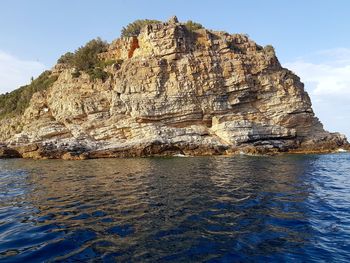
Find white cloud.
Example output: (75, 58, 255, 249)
(283, 48, 350, 138)
(0, 50, 46, 94)
(285, 62, 350, 96)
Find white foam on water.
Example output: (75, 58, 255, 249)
(173, 154, 188, 157)
(337, 148, 347, 153)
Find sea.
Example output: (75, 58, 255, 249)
(0, 153, 349, 262)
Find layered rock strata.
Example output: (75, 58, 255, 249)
(0, 17, 348, 159)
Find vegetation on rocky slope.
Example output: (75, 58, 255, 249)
(0, 71, 57, 119)
(58, 38, 112, 81)
(121, 19, 203, 38)
(121, 19, 161, 37)
(0, 16, 348, 158)
(184, 20, 203, 32)
(0, 18, 204, 120)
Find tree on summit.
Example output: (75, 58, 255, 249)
(121, 19, 161, 38)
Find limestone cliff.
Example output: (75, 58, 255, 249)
(0, 17, 348, 159)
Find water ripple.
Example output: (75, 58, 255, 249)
(0, 154, 349, 262)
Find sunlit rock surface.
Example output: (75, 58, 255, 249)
(0, 17, 348, 159)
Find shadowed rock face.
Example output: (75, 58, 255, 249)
(0, 17, 348, 159)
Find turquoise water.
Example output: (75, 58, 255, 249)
(0, 154, 349, 262)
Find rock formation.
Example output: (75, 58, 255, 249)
(0, 17, 348, 159)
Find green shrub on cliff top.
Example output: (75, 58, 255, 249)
(184, 20, 203, 32)
(0, 71, 58, 119)
(58, 38, 108, 71)
(57, 38, 110, 81)
(264, 45, 275, 55)
(73, 38, 108, 71)
(120, 19, 203, 37)
(57, 51, 74, 64)
(121, 19, 161, 37)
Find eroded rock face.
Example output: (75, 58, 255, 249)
(0, 19, 348, 159)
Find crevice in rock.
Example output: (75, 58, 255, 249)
(128, 37, 139, 58)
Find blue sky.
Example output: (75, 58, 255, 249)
(0, 0, 349, 137)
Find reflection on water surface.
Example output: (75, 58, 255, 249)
(0, 154, 349, 262)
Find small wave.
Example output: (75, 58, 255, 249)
(337, 148, 347, 153)
(173, 154, 188, 157)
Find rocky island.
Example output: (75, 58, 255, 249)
(0, 16, 348, 159)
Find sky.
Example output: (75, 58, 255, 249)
(0, 0, 349, 137)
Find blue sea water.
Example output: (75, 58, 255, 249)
(0, 153, 349, 262)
